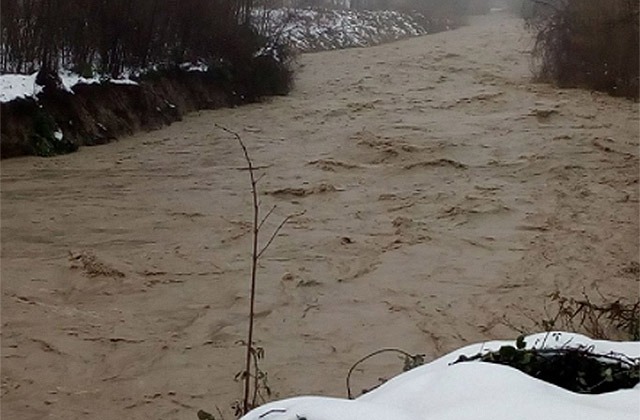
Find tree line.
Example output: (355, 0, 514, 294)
(0, 0, 261, 76)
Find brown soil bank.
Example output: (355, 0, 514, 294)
(1, 66, 289, 159)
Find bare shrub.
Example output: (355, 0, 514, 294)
(540, 291, 640, 341)
(503, 290, 640, 341)
(525, 0, 639, 99)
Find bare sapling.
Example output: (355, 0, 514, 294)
(216, 124, 300, 416)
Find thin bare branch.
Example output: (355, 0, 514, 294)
(258, 205, 277, 232)
(346, 348, 416, 399)
(235, 164, 272, 171)
(255, 172, 267, 185)
(257, 211, 305, 259)
(216, 123, 257, 188)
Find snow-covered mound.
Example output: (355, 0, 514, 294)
(257, 8, 448, 52)
(241, 332, 640, 420)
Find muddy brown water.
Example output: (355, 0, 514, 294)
(2, 13, 638, 420)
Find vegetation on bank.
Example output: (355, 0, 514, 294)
(0, 0, 294, 96)
(511, 0, 639, 99)
(0, 0, 297, 159)
(454, 336, 639, 395)
(0, 0, 495, 160)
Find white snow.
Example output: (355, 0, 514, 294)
(59, 71, 138, 92)
(0, 71, 138, 103)
(109, 78, 138, 85)
(179, 62, 210, 72)
(241, 332, 640, 420)
(0, 73, 42, 103)
(53, 129, 64, 141)
(255, 8, 440, 53)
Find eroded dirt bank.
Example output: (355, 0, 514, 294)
(2, 13, 638, 420)
(0, 70, 255, 159)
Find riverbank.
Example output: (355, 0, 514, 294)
(0, 7, 456, 159)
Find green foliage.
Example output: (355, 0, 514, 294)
(455, 340, 640, 394)
(29, 110, 77, 157)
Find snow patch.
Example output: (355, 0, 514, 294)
(0, 71, 138, 103)
(0, 73, 42, 103)
(179, 62, 210, 72)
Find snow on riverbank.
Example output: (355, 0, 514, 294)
(0, 71, 138, 103)
(257, 8, 448, 52)
(0, 73, 42, 103)
(241, 332, 640, 420)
